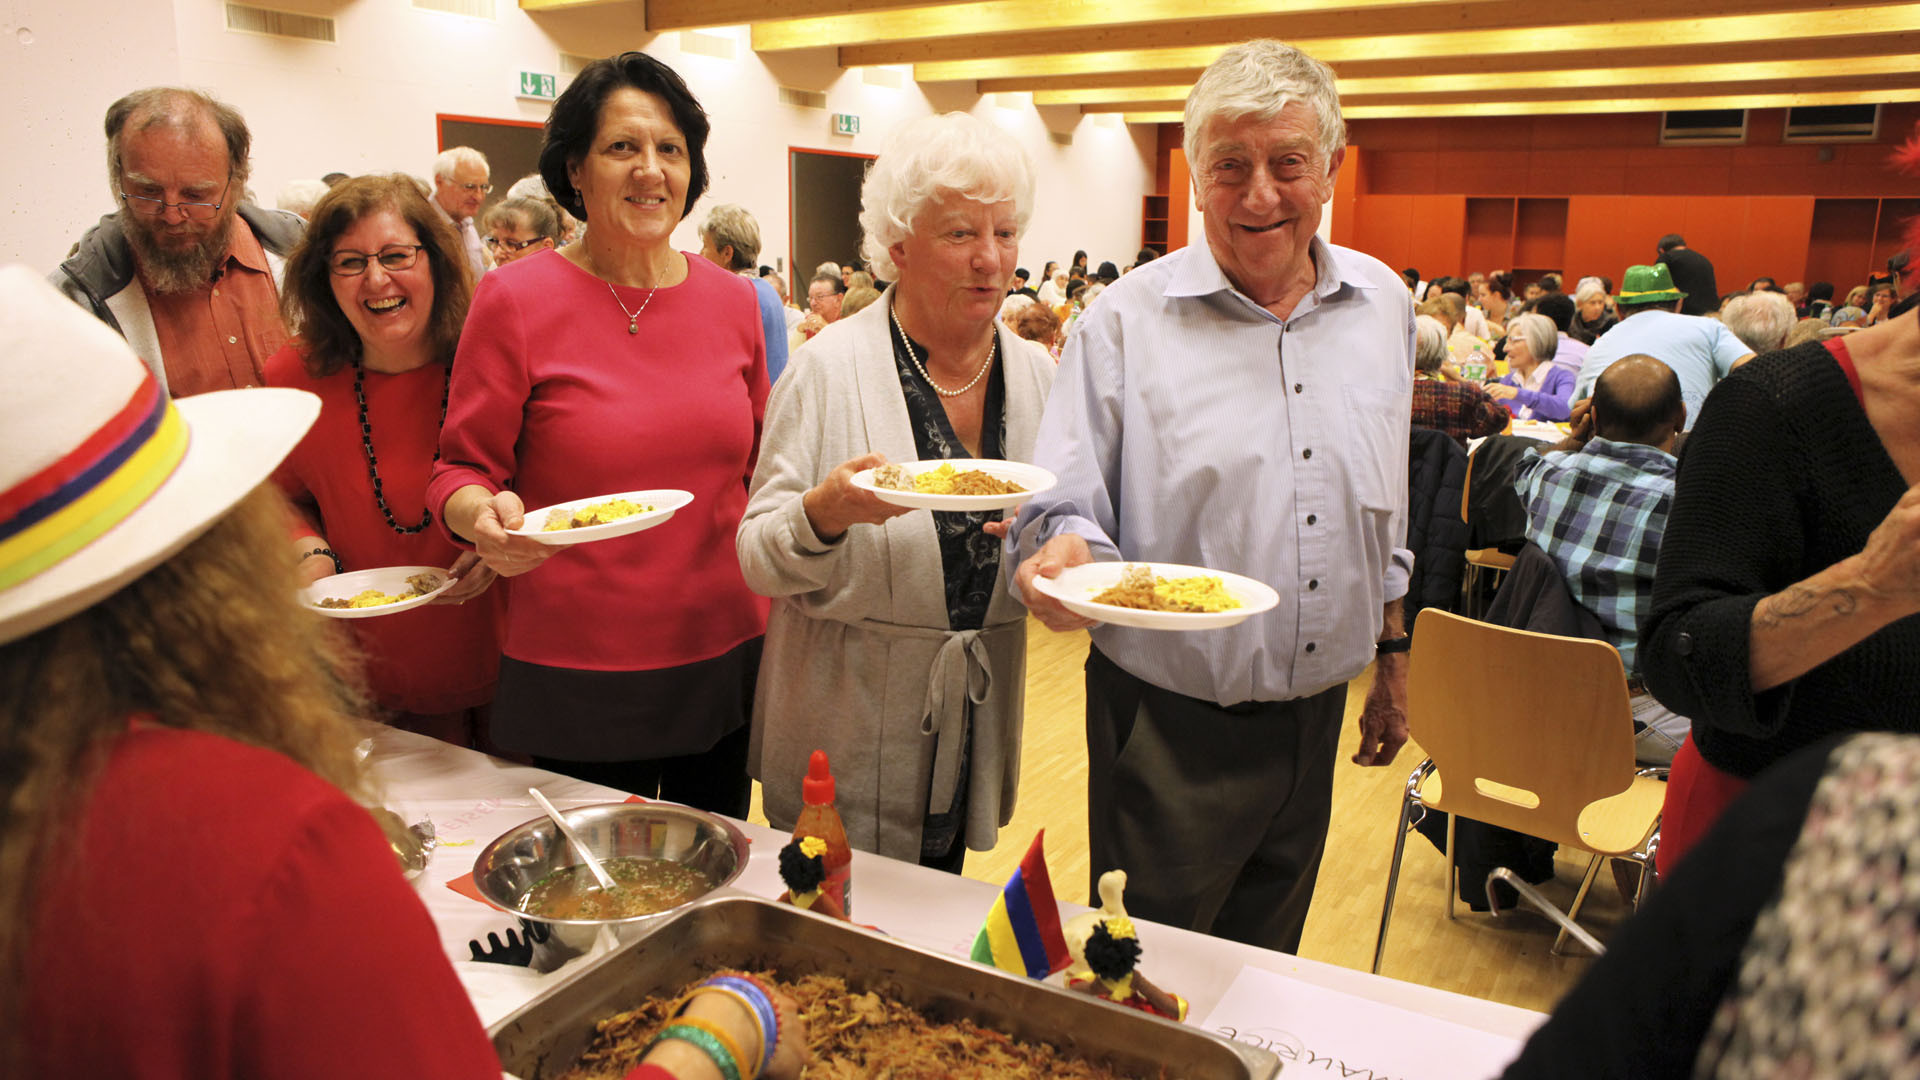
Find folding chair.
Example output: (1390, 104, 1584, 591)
(1371, 610, 1665, 973)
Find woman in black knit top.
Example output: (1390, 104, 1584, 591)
(1643, 305, 1920, 872)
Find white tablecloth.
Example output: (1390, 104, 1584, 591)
(369, 727, 1546, 1042)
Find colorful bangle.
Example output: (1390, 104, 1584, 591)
(648, 1021, 743, 1080)
(681, 986, 766, 1078)
(700, 976, 779, 1077)
(303, 547, 343, 575)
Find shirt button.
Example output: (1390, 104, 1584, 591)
(212, 288, 220, 296)
(1293, 383, 1303, 394)
(227, 335, 238, 344)
(1304, 642, 1317, 654)
(1306, 514, 1317, 525)
(1676, 632, 1694, 656)
(1308, 579, 1319, 590)
(1302, 448, 1313, 460)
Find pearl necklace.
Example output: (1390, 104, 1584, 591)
(890, 301, 995, 397)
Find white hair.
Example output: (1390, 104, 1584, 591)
(814, 261, 842, 281)
(505, 173, 549, 201)
(1721, 290, 1796, 355)
(1507, 313, 1558, 368)
(1183, 39, 1345, 175)
(432, 146, 488, 181)
(1414, 315, 1448, 372)
(700, 203, 762, 269)
(858, 111, 1037, 281)
(1574, 277, 1608, 304)
(275, 178, 328, 219)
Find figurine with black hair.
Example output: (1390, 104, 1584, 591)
(1063, 870, 1188, 1020)
(775, 835, 849, 921)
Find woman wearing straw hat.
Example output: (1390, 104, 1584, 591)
(0, 266, 501, 1075)
(268, 174, 500, 748)
(0, 266, 811, 1080)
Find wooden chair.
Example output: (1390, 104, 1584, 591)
(1371, 610, 1665, 974)
(1458, 448, 1514, 617)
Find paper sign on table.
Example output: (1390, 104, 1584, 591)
(1198, 966, 1526, 1080)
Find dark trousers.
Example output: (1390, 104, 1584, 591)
(534, 722, 752, 819)
(1084, 647, 1346, 954)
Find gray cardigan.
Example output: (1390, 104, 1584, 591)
(737, 288, 1055, 860)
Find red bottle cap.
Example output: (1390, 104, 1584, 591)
(802, 749, 835, 805)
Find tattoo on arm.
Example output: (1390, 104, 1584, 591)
(1755, 583, 1859, 628)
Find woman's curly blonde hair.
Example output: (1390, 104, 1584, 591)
(0, 486, 372, 1063)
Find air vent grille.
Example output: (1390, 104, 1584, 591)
(413, 0, 494, 20)
(224, 3, 335, 42)
(1783, 104, 1879, 143)
(778, 87, 827, 110)
(1659, 108, 1746, 146)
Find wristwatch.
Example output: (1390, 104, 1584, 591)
(1375, 635, 1412, 655)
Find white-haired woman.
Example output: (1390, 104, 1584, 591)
(738, 112, 1055, 872)
(1571, 276, 1616, 343)
(1487, 312, 1575, 421)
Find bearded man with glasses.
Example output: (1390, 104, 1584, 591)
(51, 87, 305, 398)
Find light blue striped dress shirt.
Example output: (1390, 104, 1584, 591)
(1010, 237, 1415, 706)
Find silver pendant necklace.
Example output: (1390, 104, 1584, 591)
(606, 278, 658, 335)
(890, 300, 995, 397)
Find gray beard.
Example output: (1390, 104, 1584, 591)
(124, 206, 235, 295)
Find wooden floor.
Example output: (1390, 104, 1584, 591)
(752, 617, 1638, 1017)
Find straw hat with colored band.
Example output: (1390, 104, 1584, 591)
(0, 265, 319, 646)
(1614, 263, 1688, 305)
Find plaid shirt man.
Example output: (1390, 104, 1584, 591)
(1512, 437, 1676, 676)
(1412, 375, 1511, 448)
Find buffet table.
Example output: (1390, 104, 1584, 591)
(370, 727, 1545, 1070)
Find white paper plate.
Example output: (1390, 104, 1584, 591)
(304, 565, 452, 620)
(1030, 561, 1280, 631)
(508, 489, 695, 546)
(850, 460, 1056, 512)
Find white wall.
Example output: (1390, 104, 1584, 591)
(8, 2, 1156, 282)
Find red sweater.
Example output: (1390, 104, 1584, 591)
(25, 725, 501, 1079)
(266, 345, 500, 713)
(427, 250, 769, 671)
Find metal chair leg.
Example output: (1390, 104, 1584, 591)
(1444, 812, 1458, 921)
(1552, 854, 1605, 955)
(1372, 792, 1417, 975)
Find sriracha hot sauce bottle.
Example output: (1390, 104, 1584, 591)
(793, 750, 852, 916)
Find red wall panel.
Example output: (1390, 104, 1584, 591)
(1723, 197, 1816, 293)
(1351, 193, 1414, 268)
(1407, 195, 1467, 276)
(1803, 200, 1876, 292)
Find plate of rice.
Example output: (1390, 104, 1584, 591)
(1029, 561, 1279, 630)
(508, 489, 696, 546)
(850, 459, 1055, 511)
(303, 565, 452, 620)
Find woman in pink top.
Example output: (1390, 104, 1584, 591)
(429, 53, 769, 815)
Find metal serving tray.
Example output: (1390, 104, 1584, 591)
(491, 892, 1279, 1079)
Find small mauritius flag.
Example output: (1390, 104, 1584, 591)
(970, 830, 1071, 979)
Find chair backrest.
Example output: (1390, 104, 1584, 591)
(1407, 609, 1637, 848)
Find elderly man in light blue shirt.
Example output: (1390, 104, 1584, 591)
(1000, 39, 1416, 954)
(1571, 264, 1754, 430)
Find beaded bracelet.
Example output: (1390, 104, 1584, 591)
(302, 547, 343, 575)
(649, 1019, 744, 1080)
(697, 977, 779, 1077)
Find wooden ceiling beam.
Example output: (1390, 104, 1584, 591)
(907, 9, 1920, 81)
(1079, 72, 1920, 111)
(847, 0, 1914, 66)
(638, 0, 971, 31)
(518, 0, 634, 11)
(1121, 86, 1920, 122)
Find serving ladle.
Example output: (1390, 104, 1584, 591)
(529, 786, 622, 953)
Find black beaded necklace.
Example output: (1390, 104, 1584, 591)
(352, 359, 449, 535)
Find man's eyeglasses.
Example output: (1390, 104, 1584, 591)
(119, 174, 232, 222)
(485, 235, 543, 252)
(329, 244, 425, 277)
(454, 182, 493, 194)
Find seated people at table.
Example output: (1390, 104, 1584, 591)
(1009, 40, 1417, 955)
(1643, 290, 1920, 875)
(1719, 289, 1795, 356)
(1487, 313, 1575, 422)
(1570, 277, 1617, 344)
(1515, 356, 1693, 766)
(482, 195, 564, 268)
(269, 175, 500, 748)
(797, 272, 846, 344)
(1501, 733, 1920, 1080)
(738, 111, 1055, 871)
(698, 203, 791, 384)
(1418, 291, 1489, 367)
(1572, 264, 1753, 431)
(0, 266, 500, 1078)
(1827, 284, 1870, 327)
(1412, 315, 1510, 447)
(1531, 293, 1587, 376)
(429, 52, 769, 817)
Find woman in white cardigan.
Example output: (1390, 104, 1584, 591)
(738, 113, 1055, 870)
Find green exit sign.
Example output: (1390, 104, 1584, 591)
(518, 71, 557, 101)
(832, 112, 860, 136)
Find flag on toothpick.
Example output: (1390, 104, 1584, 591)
(970, 830, 1070, 979)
